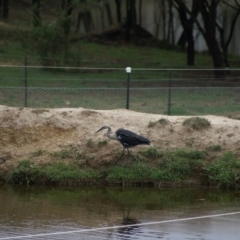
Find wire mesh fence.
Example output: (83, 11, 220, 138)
(1, 63, 240, 116)
(1, 86, 240, 116)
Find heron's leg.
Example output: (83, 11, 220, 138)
(126, 148, 131, 166)
(114, 148, 125, 165)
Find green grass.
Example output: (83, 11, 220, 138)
(86, 138, 95, 148)
(51, 149, 74, 159)
(205, 152, 240, 189)
(153, 149, 205, 181)
(5, 148, 212, 187)
(140, 147, 163, 159)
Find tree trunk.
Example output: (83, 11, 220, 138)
(174, 0, 199, 66)
(161, 0, 166, 40)
(207, 38, 226, 79)
(0, 0, 2, 17)
(138, 0, 142, 25)
(125, 0, 136, 42)
(167, 0, 174, 44)
(177, 31, 186, 48)
(186, 28, 194, 66)
(199, 0, 226, 79)
(125, 0, 131, 41)
(176, 4, 195, 65)
(32, 0, 41, 27)
(105, 3, 113, 25)
(218, 2, 240, 72)
(2, 0, 9, 19)
(115, 0, 121, 23)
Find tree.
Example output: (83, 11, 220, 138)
(173, 0, 227, 79)
(32, 0, 41, 27)
(167, 0, 175, 44)
(218, 0, 240, 68)
(171, 0, 240, 78)
(115, 0, 122, 23)
(61, 0, 73, 35)
(154, 0, 176, 44)
(0, 0, 9, 19)
(173, 0, 199, 66)
(198, 0, 226, 78)
(125, 0, 136, 42)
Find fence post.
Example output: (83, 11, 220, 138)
(24, 56, 28, 107)
(168, 69, 172, 115)
(126, 67, 131, 109)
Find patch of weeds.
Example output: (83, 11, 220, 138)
(185, 138, 194, 147)
(51, 149, 73, 159)
(107, 163, 152, 182)
(32, 109, 49, 114)
(97, 139, 108, 147)
(148, 118, 169, 127)
(130, 162, 153, 180)
(176, 149, 206, 159)
(154, 149, 205, 181)
(205, 152, 240, 189)
(183, 117, 211, 130)
(31, 149, 45, 157)
(72, 158, 85, 167)
(158, 118, 170, 125)
(228, 114, 240, 120)
(7, 160, 101, 184)
(7, 159, 43, 185)
(107, 166, 130, 181)
(206, 145, 222, 152)
(75, 150, 87, 160)
(130, 154, 144, 162)
(140, 147, 162, 159)
(45, 162, 99, 181)
(148, 120, 155, 128)
(150, 169, 171, 181)
(86, 138, 95, 148)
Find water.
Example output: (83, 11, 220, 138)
(0, 184, 240, 240)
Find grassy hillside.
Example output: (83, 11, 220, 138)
(0, 1, 240, 91)
(1, 1, 240, 68)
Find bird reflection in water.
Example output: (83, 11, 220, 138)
(117, 206, 141, 239)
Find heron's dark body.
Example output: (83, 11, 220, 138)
(116, 128, 150, 148)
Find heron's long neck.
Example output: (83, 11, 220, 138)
(107, 129, 118, 141)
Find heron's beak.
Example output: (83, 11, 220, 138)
(96, 127, 104, 134)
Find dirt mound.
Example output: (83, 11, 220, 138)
(0, 105, 240, 174)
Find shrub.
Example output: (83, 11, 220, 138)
(154, 150, 204, 181)
(30, 16, 80, 66)
(183, 117, 210, 130)
(7, 160, 42, 185)
(205, 152, 240, 189)
(148, 118, 169, 127)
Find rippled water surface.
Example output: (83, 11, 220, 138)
(0, 184, 240, 240)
